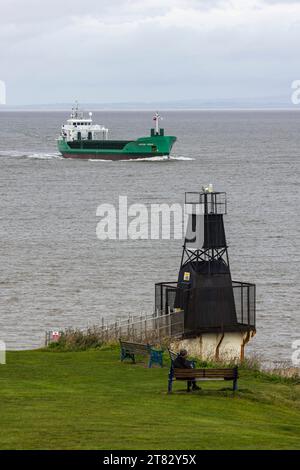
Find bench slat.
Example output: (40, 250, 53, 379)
(173, 368, 237, 379)
(176, 377, 225, 381)
(120, 342, 150, 355)
(174, 373, 235, 379)
(123, 347, 149, 353)
(121, 343, 149, 348)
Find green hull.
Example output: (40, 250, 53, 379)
(57, 134, 177, 160)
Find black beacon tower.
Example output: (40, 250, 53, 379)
(155, 189, 256, 339)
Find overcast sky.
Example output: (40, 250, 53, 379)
(0, 0, 299, 105)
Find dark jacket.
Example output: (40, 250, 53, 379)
(173, 355, 193, 369)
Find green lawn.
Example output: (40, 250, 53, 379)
(0, 347, 299, 450)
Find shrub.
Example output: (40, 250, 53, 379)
(47, 327, 105, 352)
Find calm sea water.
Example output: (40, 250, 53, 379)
(0, 110, 299, 363)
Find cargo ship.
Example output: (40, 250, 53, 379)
(57, 105, 177, 160)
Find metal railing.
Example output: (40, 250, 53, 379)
(45, 309, 184, 346)
(45, 279, 255, 347)
(155, 280, 256, 331)
(232, 280, 256, 327)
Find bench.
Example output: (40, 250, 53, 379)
(167, 349, 238, 392)
(119, 340, 163, 368)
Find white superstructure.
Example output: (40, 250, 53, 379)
(59, 103, 108, 141)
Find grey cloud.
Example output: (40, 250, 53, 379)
(0, 0, 299, 104)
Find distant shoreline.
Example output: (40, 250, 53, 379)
(1, 107, 300, 112)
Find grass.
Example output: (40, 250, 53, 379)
(0, 346, 300, 450)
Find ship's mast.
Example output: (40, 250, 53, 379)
(75, 101, 80, 118)
(153, 112, 161, 135)
(71, 101, 80, 119)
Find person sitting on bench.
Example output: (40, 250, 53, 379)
(173, 349, 201, 392)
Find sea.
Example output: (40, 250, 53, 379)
(0, 110, 299, 364)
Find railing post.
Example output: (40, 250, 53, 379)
(247, 286, 250, 326)
(241, 284, 243, 324)
(254, 285, 256, 327)
(158, 316, 161, 342)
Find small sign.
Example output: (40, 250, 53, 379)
(51, 331, 61, 342)
(183, 272, 190, 281)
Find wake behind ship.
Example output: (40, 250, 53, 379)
(57, 105, 177, 160)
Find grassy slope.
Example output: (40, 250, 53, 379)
(0, 347, 299, 450)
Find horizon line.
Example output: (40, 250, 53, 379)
(0, 107, 299, 112)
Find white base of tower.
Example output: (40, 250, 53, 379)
(170, 330, 256, 362)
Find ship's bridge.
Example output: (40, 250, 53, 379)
(59, 106, 109, 141)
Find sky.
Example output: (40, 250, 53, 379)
(0, 0, 300, 105)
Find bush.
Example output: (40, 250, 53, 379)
(47, 327, 105, 352)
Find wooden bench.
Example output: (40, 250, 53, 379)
(119, 340, 163, 368)
(167, 349, 238, 392)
